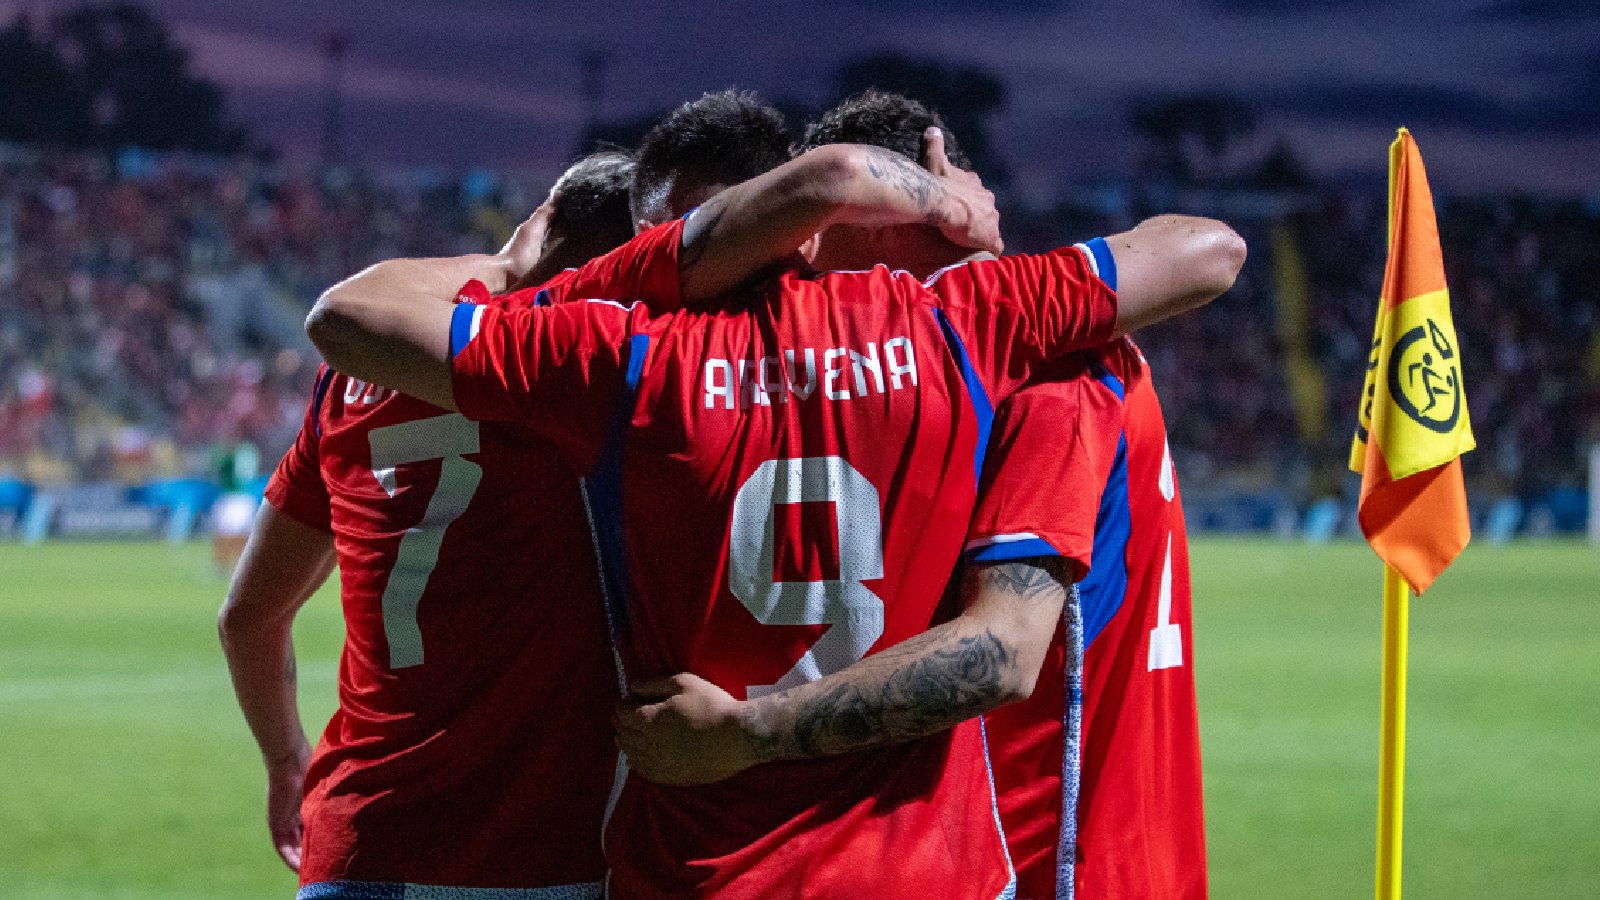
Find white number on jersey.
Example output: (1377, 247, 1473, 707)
(1148, 437, 1183, 671)
(728, 456, 886, 698)
(368, 414, 483, 669)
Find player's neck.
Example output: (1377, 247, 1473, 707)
(811, 224, 980, 281)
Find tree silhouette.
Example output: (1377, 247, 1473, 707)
(1130, 92, 1257, 184)
(49, 3, 246, 152)
(0, 18, 94, 146)
(0, 3, 248, 153)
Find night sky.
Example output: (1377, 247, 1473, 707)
(5, 0, 1598, 194)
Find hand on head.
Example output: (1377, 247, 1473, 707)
(501, 199, 557, 291)
(922, 127, 1003, 258)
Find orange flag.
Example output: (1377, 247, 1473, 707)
(1349, 129, 1474, 594)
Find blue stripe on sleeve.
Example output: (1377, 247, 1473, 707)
(1084, 236, 1117, 291)
(449, 303, 479, 359)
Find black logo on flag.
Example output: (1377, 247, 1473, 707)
(1388, 318, 1462, 433)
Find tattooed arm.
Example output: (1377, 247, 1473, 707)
(675, 129, 1001, 301)
(218, 501, 336, 872)
(615, 557, 1069, 786)
(307, 129, 997, 407)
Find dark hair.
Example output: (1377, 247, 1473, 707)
(799, 89, 971, 169)
(548, 149, 636, 257)
(631, 89, 791, 224)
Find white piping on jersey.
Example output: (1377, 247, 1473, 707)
(582, 298, 642, 311)
(922, 260, 966, 287)
(468, 304, 485, 342)
(964, 531, 1045, 552)
(1073, 242, 1098, 279)
(812, 260, 969, 287)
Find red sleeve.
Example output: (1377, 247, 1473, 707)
(927, 244, 1118, 396)
(262, 370, 333, 533)
(517, 218, 685, 311)
(448, 299, 646, 470)
(963, 358, 1125, 582)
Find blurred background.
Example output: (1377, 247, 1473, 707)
(1, 4, 1597, 899)
(1, 0, 1597, 543)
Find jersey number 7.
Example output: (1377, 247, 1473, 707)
(729, 456, 887, 698)
(368, 414, 483, 669)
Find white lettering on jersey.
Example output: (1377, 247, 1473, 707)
(704, 337, 917, 411)
(884, 337, 919, 389)
(343, 378, 392, 405)
(786, 349, 817, 400)
(705, 359, 736, 410)
(823, 349, 851, 401)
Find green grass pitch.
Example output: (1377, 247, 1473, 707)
(1, 539, 1596, 898)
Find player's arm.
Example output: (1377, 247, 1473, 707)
(676, 130, 1000, 300)
(1104, 214, 1247, 332)
(615, 557, 1069, 786)
(307, 133, 997, 406)
(217, 500, 335, 872)
(303, 206, 550, 410)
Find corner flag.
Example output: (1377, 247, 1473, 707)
(1352, 128, 1474, 900)
(1349, 128, 1474, 594)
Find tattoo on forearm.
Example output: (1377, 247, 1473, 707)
(749, 556, 1067, 762)
(284, 654, 296, 685)
(752, 627, 1015, 760)
(861, 148, 950, 226)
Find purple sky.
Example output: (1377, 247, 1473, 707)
(6, 0, 1599, 193)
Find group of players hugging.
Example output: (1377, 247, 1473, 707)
(218, 88, 1246, 900)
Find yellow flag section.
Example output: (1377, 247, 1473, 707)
(1349, 129, 1474, 594)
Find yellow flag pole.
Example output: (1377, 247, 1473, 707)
(1375, 565, 1409, 899)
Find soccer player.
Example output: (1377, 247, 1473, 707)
(222, 136, 986, 897)
(614, 95, 1223, 899)
(307, 100, 1238, 898)
(977, 339, 1207, 900)
(220, 150, 644, 897)
(628, 89, 794, 231)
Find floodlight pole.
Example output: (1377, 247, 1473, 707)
(321, 31, 349, 166)
(1589, 444, 1599, 547)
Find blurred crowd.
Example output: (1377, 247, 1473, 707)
(1134, 191, 1600, 509)
(2, 143, 1596, 511)
(0, 144, 547, 485)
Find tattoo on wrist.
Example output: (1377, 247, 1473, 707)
(861, 148, 949, 225)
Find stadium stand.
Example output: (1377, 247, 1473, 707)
(1, 142, 1595, 538)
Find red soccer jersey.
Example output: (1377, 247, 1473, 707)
(262, 221, 686, 896)
(449, 238, 1118, 899)
(968, 337, 1207, 900)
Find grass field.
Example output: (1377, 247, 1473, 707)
(0, 539, 1596, 898)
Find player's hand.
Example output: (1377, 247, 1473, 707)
(921, 126, 1003, 257)
(614, 674, 757, 787)
(265, 741, 312, 873)
(498, 199, 556, 289)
